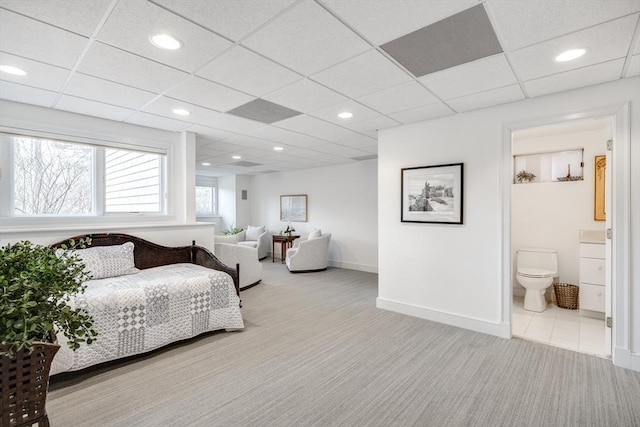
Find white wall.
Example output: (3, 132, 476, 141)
(217, 175, 237, 234)
(378, 77, 639, 370)
(512, 125, 607, 294)
(236, 174, 252, 230)
(251, 159, 378, 272)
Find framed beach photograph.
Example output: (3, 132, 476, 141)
(401, 163, 464, 224)
(280, 194, 308, 222)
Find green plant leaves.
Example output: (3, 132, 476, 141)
(0, 239, 97, 357)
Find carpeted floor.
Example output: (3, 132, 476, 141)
(48, 261, 640, 426)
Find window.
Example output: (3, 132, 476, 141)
(2, 133, 166, 218)
(195, 175, 217, 216)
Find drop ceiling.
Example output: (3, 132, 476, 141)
(0, 0, 638, 177)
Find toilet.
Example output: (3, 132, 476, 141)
(516, 248, 558, 312)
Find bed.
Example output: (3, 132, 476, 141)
(49, 233, 244, 375)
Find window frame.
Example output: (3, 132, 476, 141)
(0, 130, 170, 227)
(195, 184, 217, 217)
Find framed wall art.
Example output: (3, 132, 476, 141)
(280, 194, 307, 222)
(401, 163, 464, 224)
(594, 155, 606, 221)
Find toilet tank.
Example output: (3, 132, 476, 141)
(517, 248, 558, 274)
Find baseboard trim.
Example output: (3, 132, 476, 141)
(376, 297, 510, 338)
(613, 347, 640, 372)
(328, 260, 378, 273)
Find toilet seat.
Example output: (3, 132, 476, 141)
(517, 267, 554, 278)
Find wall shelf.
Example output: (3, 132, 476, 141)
(513, 148, 584, 184)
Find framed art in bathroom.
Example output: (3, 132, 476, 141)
(594, 155, 606, 221)
(401, 163, 463, 224)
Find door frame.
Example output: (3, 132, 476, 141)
(500, 103, 632, 369)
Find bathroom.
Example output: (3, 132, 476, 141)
(510, 116, 610, 358)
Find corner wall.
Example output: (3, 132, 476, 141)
(250, 159, 378, 272)
(378, 77, 639, 370)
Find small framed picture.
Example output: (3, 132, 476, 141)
(280, 194, 308, 222)
(401, 163, 464, 224)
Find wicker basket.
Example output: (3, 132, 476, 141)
(554, 283, 579, 310)
(1, 340, 60, 427)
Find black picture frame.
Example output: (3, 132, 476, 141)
(401, 163, 464, 224)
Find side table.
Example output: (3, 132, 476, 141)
(272, 235, 300, 264)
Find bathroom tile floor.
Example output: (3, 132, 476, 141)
(512, 296, 608, 358)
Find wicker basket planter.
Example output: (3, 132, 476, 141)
(0, 340, 60, 427)
(554, 283, 579, 310)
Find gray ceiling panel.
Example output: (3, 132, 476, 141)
(227, 99, 302, 124)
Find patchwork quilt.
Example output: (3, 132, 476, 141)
(51, 263, 244, 374)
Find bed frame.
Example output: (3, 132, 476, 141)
(52, 233, 240, 296)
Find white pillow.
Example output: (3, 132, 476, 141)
(73, 242, 139, 279)
(245, 225, 265, 241)
(308, 228, 322, 239)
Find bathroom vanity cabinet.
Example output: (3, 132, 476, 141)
(579, 242, 605, 313)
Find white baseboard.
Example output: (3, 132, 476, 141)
(613, 347, 640, 372)
(376, 297, 511, 338)
(328, 260, 378, 273)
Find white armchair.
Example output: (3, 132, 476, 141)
(214, 242, 263, 290)
(216, 225, 269, 260)
(286, 232, 331, 272)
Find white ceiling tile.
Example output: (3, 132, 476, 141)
(0, 9, 88, 69)
(626, 54, 640, 77)
(188, 125, 237, 141)
(275, 114, 360, 142)
(419, 54, 517, 99)
(196, 46, 302, 96)
(343, 116, 401, 137)
(125, 111, 192, 131)
(448, 84, 524, 112)
(635, 38, 640, 55)
(356, 81, 440, 115)
(1, 0, 113, 36)
(524, 59, 626, 97)
(78, 42, 189, 93)
(242, 0, 371, 75)
(332, 133, 377, 149)
(223, 134, 273, 148)
(388, 102, 455, 124)
(0, 52, 69, 92)
(152, 0, 295, 41)
(199, 140, 253, 153)
(509, 14, 638, 82)
(321, 0, 479, 45)
(308, 100, 381, 125)
(64, 73, 157, 110)
(165, 77, 255, 112)
(312, 49, 412, 98)
(0, 81, 57, 107)
(262, 78, 347, 113)
(248, 125, 328, 148)
(487, 0, 640, 51)
(96, 0, 232, 73)
(142, 96, 219, 123)
(56, 96, 135, 121)
(312, 143, 369, 158)
(199, 113, 266, 134)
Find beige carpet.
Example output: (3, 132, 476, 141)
(48, 261, 640, 426)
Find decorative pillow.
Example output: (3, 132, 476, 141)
(246, 225, 265, 241)
(73, 242, 139, 279)
(308, 228, 322, 239)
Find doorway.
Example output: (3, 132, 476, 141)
(509, 117, 611, 358)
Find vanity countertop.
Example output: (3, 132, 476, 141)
(579, 229, 605, 244)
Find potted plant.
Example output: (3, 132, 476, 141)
(1, 239, 97, 426)
(283, 224, 296, 237)
(515, 170, 536, 183)
(222, 225, 244, 236)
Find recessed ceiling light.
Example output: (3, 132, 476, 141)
(150, 34, 182, 50)
(338, 111, 353, 119)
(273, 146, 284, 151)
(0, 65, 26, 76)
(201, 162, 210, 166)
(232, 155, 242, 160)
(555, 48, 586, 62)
(172, 108, 190, 116)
